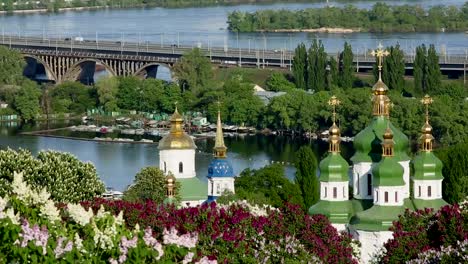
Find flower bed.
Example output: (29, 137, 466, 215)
(0, 171, 358, 263)
(373, 199, 468, 263)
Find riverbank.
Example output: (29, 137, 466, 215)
(227, 3, 468, 33)
(0, 6, 108, 15)
(258, 27, 360, 33)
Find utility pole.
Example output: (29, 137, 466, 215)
(96, 31, 99, 49)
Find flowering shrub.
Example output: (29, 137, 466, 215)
(0, 148, 105, 203)
(82, 198, 358, 263)
(374, 199, 468, 263)
(0, 171, 204, 263)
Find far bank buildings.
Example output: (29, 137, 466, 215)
(157, 45, 447, 263)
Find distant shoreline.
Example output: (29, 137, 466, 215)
(0, 6, 108, 15)
(258, 27, 360, 33)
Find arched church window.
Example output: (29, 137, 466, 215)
(164, 162, 167, 173)
(357, 175, 360, 194)
(395, 191, 398, 202)
(384, 191, 388, 203)
(343, 187, 346, 198)
(418, 186, 421, 197)
(324, 187, 327, 198)
(375, 190, 378, 202)
(367, 174, 372, 196)
(333, 187, 337, 198)
(216, 183, 220, 195)
(428, 186, 432, 197)
(179, 162, 183, 173)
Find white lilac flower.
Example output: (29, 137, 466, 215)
(12, 172, 31, 202)
(40, 200, 61, 222)
(0, 196, 8, 213)
(115, 211, 124, 226)
(67, 203, 94, 226)
(4, 208, 20, 225)
(92, 220, 117, 250)
(95, 205, 109, 219)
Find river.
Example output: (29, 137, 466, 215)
(0, 0, 467, 55)
(0, 121, 354, 191)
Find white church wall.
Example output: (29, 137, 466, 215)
(159, 149, 196, 178)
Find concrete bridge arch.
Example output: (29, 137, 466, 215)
(62, 58, 117, 85)
(23, 54, 58, 82)
(134, 62, 173, 80)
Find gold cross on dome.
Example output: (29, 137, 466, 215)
(371, 43, 390, 78)
(421, 94, 433, 123)
(328, 95, 341, 123)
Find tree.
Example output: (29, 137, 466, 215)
(328, 56, 339, 87)
(124, 167, 179, 203)
(14, 80, 41, 121)
(266, 72, 295, 92)
(292, 43, 307, 90)
(413, 45, 427, 94)
(307, 40, 327, 91)
(339, 42, 354, 88)
(116, 76, 141, 111)
(294, 146, 319, 209)
(96, 77, 119, 112)
(436, 142, 468, 204)
(235, 164, 304, 208)
(0, 148, 105, 203)
(0, 46, 25, 85)
(223, 77, 264, 126)
(51, 81, 96, 113)
(426, 44, 442, 94)
(172, 48, 213, 96)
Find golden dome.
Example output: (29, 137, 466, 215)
(421, 122, 433, 134)
(158, 107, 197, 150)
(329, 123, 340, 136)
(372, 78, 389, 94)
(383, 127, 393, 140)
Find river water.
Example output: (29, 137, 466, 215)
(0, 121, 354, 191)
(0, 1, 465, 190)
(0, 0, 467, 55)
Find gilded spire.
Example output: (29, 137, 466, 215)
(170, 102, 184, 135)
(165, 173, 176, 198)
(328, 96, 341, 153)
(214, 101, 227, 158)
(420, 95, 434, 152)
(370, 43, 391, 117)
(382, 105, 394, 157)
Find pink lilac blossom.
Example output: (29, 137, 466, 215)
(54, 236, 73, 258)
(195, 256, 218, 264)
(143, 227, 164, 259)
(17, 220, 49, 255)
(112, 235, 138, 264)
(163, 227, 198, 249)
(182, 252, 195, 264)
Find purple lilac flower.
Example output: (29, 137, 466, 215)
(143, 227, 164, 259)
(18, 220, 49, 255)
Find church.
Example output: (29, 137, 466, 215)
(157, 45, 447, 263)
(158, 105, 235, 206)
(309, 45, 447, 263)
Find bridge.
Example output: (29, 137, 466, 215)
(0, 35, 467, 84)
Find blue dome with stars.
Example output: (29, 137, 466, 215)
(207, 158, 235, 178)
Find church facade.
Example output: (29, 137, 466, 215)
(158, 105, 235, 206)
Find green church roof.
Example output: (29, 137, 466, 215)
(319, 153, 350, 182)
(351, 116, 409, 163)
(372, 157, 405, 187)
(350, 199, 414, 231)
(309, 200, 354, 224)
(412, 152, 444, 180)
(412, 198, 448, 211)
(178, 177, 207, 201)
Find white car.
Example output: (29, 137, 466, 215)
(74, 37, 84, 42)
